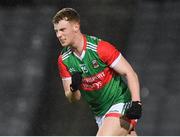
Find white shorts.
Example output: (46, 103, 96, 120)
(95, 102, 137, 128)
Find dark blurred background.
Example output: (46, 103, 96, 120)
(0, 0, 180, 135)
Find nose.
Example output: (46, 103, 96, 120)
(56, 31, 62, 38)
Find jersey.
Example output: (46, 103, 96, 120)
(58, 34, 131, 116)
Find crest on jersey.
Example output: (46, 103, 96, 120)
(92, 60, 99, 68)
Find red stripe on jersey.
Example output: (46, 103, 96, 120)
(58, 55, 71, 78)
(97, 40, 120, 66)
(81, 67, 114, 91)
(105, 113, 120, 118)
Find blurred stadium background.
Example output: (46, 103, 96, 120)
(0, 0, 180, 135)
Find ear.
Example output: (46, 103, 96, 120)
(73, 23, 80, 32)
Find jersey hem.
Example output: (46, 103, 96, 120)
(62, 77, 71, 80)
(110, 53, 122, 68)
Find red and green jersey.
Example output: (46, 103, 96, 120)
(58, 35, 131, 116)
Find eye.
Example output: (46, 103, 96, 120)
(60, 28, 65, 32)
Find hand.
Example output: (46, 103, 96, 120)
(126, 101, 142, 119)
(70, 72, 82, 92)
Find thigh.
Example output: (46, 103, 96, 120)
(96, 116, 133, 136)
(128, 130, 137, 136)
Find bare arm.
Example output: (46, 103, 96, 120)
(112, 55, 141, 101)
(62, 78, 81, 103)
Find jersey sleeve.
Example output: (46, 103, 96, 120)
(97, 40, 121, 68)
(58, 55, 71, 79)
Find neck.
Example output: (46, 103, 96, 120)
(71, 32, 84, 56)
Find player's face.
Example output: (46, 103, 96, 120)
(54, 20, 78, 47)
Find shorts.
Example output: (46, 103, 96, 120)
(95, 102, 137, 128)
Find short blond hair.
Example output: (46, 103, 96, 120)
(52, 8, 80, 24)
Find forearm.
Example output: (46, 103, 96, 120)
(125, 71, 141, 101)
(125, 72, 142, 120)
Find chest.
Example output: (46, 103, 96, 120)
(64, 50, 107, 76)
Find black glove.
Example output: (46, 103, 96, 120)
(70, 72, 82, 92)
(126, 101, 142, 119)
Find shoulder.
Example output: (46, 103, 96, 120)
(85, 35, 101, 52)
(86, 35, 101, 45)
(85, 35, 116, 51)
(97, 40, 119, 54)
(60, 47, 72, 61)
(97, 40, 121, 66)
